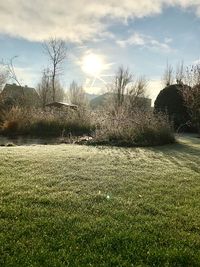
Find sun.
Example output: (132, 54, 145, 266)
(81, 53, 104, 76)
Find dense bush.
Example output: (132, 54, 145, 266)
(154, 84, 190, 130)
(0, 105, 175, 147)
(0, 107, 93, 137)
(91, 108, 175, 147)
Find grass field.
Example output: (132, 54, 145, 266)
(1, 135, 200, 266)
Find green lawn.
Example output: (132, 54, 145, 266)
(1, 135, 200, 266)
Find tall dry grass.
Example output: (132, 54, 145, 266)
(0, 107, 93, 137)
(0, 104, 175, 146)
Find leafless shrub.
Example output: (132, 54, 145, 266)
(0, 66, 8, 91)
(93, 108, 174, 146)
(1, 56, 21, 86)
(162, 62, 174, 87)
(68, 81, 88, 107)
(37, 68, 52, 108)
(37, 68, 65, 108)
(184, 64, 200, 87)
(179, 63, 200, 132)
(89, 66, 173, 146)
(105, 66, 148, 114)
(181, 83, 200, 132)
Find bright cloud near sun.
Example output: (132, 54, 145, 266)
(80, 52, 113, 90)
(81, 53, 105, 76)
(0, 1, 200, 42)
(1, 1, 200, 101)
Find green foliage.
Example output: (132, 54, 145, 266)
(1, 136, 200, 266)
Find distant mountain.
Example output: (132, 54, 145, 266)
(90, 92, 152, 109)
(90, 93, 111, 109)
(85, 93, 99, 101)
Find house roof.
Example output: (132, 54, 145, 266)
(2, 83, 38, 96)
(1, 83, 40, 106)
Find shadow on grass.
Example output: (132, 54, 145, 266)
(143, 135, 200, 172)
(94, 134, 200, 173)
(95, 134, 199, 154)
(151, 135, 200, 155)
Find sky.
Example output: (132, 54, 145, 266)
(0, 0, 200, 103)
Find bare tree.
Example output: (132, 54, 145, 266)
(176, 61, 184, 85)
(37, 68, 65, 108)
(128, 76, 147, 109)
(112, 66, 133, 108)
(162, 62, 174, 87)
(0, 68, 7, 123)
(54, 79, 65, 102)
(129, 76, 146, 97)
(182, 84, 200, 132)
(184, 64, 200, 87)
(180, 63, 200, 133)
(43, 38, 66, 102)
(106, 66, 148, 113)
(0, 57, 28, 106)
(0, 66, 8, 91)
(68, 81, 88, 107)
(37, 68, 52, 108)
(2, 56, 21, 86)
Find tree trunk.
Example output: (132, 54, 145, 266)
(52, 70, 56, 102)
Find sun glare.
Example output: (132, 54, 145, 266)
(81, 53, 104, 76)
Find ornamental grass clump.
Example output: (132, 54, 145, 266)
(0, 107, 93, 137)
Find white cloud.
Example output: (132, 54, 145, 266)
(84, 85, 102, 95)
(117, 32, 172, 52)
(13, 67, 39, 87)
(164, 37, 173, 44)
(147, 78, 163, 105)
(0, 1, 199, 43)
(117, 33, 145, 47)
(192, 58, 200, 65)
